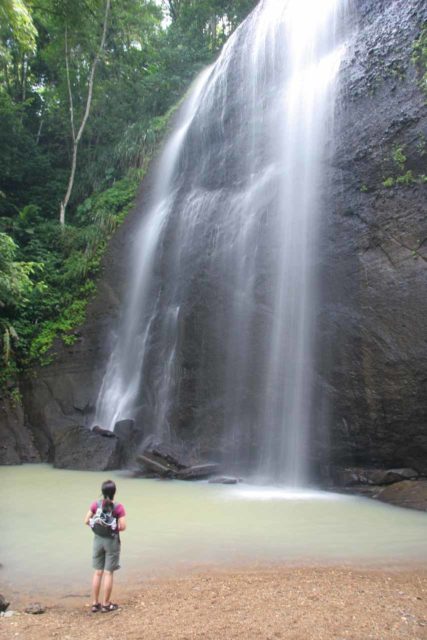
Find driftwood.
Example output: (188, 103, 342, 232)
(136, 452, 177, 478)
(177, 463, 220, 480)
(136, 443, 220, 480)
(149, 443, 192, 470)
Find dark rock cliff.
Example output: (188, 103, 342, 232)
(1, 0, 426, 476)
(315, 0, 427, 475)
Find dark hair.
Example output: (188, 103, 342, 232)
(101, 479, 116, 502)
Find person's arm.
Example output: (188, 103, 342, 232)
(84, 510, 94, 526)
(118, 516, 126, 532)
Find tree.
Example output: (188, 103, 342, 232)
(0, 0, 37, 52)
(59, 0, 111, 226)
(163, 0, 257, 50)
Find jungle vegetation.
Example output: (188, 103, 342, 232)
(0, 0, 257, 382)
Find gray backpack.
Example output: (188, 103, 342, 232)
(91, 500, 118, 538)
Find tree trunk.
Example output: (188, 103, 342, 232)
(209, 16, 217, 50)
(59, 0, 111, 226)
(36, 113, 44, 145)
(22, 55, 27, 101)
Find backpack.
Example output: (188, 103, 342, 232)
(90, 499, 118, 538)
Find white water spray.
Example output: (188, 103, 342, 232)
(94, 0, 349, 485)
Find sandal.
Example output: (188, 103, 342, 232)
(91, 603, 101, 613)
(101, 603, 119, 613)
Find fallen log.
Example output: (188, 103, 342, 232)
(176, 463, 220, 480)
(135, 440, 221, 480)
(146, 441, 194, 470)
(136, 452, 179, 478)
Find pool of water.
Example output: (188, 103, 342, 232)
(2, 465, 427, 595)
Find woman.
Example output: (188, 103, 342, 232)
(84, 479, 127, 613)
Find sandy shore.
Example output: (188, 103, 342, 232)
(2, 566, 427, 640)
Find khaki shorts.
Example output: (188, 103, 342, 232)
(92, 534, 121, 572)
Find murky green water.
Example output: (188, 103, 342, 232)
(2, 465, 427, 595)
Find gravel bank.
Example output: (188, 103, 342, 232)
(2, 566, 427, 640)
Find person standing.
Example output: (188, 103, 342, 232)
(84, 479, 126, 612)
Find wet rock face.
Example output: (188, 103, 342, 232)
(376, 480, 427, 511)
(53, 426, 122, 470)
(314, 0, 427, 475)
(1, 0, 426, 478)
(0, 595, 10, 613)
(0, 395, 41, 465)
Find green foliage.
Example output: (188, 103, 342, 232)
(413, 24, 427, 95)
(10, 385, 22, 405)
(164, 0, 257, 50)
(382, 177, 395, 188)
(0, 231, 41, 366)
(382, 143, 426, 188)
(416, 135, 426, 156)
(0, 0, 37, 53)
(392, 146, 407, 169)
(30, 296, 88, 364)
(114, 105, 179, 170)
(378, 32, 427, 193)
(0, 165, 143, 373)
(21, 170, 141, 365)
(0, 231, 39, 309)
(395, 170, 415, 186)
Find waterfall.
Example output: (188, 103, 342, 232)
(94, 0, 349, 485)
(94, 66, 214, 433)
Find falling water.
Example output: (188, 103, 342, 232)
(94, 66, 214, 433)
(95, 0, 349, 485)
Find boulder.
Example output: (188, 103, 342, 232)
(332, 466, 419, 487)
(113, 419, 136, 442)
(376, 468, 419, 484)
(376, 480, 427, 512)
(0, 595, 9, 613)
(25, 603, 45, 615)
(92, 425, 115, 438)
(53, 425, 121, 470)
(113, 419, 144, 467)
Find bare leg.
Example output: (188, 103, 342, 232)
(92, 570, 103, 605)
(102, 570, 114, 605)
